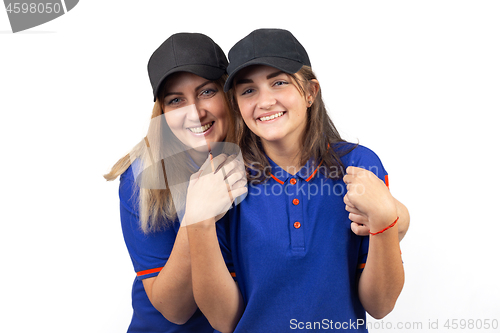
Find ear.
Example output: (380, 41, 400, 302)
(307, 79, 320, 104)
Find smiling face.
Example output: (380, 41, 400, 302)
(160, 72, 229, 153)
(233, 65, 311, 149)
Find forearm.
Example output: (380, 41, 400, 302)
(143, 226, 198, 324)
(394, 198, 410, 241)
(186, 220, 243, 333)
(358, 222, 404, 319)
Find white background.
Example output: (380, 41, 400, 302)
(1, 1, 499, 332)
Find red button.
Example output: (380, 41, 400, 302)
(292, 198, 299, 205)
(294, 222, 301, 229)
(290, 178, 297, 185)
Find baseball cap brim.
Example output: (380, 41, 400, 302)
(223, 57, 304, 92)
(153, 64, 225, 101)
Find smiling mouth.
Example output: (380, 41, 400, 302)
(188, 121, 214, 133)
(258, 112, 285, 122)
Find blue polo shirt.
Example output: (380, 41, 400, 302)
(119, 164, 215, 333)
(221, 144, 388, 332)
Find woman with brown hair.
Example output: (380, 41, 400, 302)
(186, 29, 409, 333)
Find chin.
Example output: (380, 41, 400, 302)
(260, 132, 285, 143)
(206, 130, 227, 144)
(192, 144, 209, 153)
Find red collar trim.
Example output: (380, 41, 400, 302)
(269, 173, 285, 185)
(269, 159, 324, 184)
(305, 159, 324, 182)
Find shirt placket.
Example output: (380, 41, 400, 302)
(286, 176, 305, 253)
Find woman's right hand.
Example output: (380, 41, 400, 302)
(183, 153, 247, 226)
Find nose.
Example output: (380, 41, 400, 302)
(185, 102, 207, 122)
(257, 88, 276, 110)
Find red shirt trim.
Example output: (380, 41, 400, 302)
(137, 267, 163, 277)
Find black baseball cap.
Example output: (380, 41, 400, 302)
(148, 33, 228, 101)
(224, 28, 311, 92)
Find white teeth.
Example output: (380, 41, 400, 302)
(188, 122, 213, 133)
(259, 112, 284, 122)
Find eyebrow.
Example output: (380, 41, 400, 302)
(234, 70, 285, 86)
(163, 80, 213, 97)
(195, 80, 213, 91)
(266, 71, 285, 80)
(164, 91, 182, 97)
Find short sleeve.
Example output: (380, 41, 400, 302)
(119, 164, 178, 281)
(357, 236, 370, 273)
(343, 144, 388, 183)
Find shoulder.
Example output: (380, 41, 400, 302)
(336, 142, 387, 179)
(119, 158, 144, 192)
(343, 143, 380, 161)
(119, 162, 179, 267)
(118, 159, 144, 210)
(120, 158, 143, 182)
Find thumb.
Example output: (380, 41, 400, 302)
(351, 222, 370, 236)
(189, 168, 203, 183)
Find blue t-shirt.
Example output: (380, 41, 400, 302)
(119, 164, 215, 333)
(220, 144, 388, 332)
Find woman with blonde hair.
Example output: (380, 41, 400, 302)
(104, 32, 246, 333)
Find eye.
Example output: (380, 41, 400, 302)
(241, 88, 254, 96)
(199, 88, 217, 98)
(166, 97, 182, 106)
(273, 80, 288, 87)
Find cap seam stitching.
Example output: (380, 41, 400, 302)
(212, 42, 220, 68)
(252, 32, 256, 59)
(291, 32, 301, 62)
(171, 37, 178, 67)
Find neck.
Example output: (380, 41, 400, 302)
(262, 140, 303, 175)
(188, 147, 209, 168)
